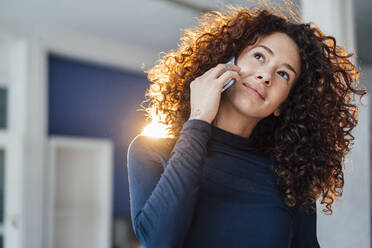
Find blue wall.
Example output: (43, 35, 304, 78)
(48, 54, 149, 216)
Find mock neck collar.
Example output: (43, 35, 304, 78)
(210, 124, 257, 151)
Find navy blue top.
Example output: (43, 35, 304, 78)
(127, 119, 320, 248)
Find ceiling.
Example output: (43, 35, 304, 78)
(0, 0, 370, 64)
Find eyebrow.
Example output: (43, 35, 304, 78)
(256, 45, 297, 75)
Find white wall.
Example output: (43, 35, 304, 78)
(0, 19, 159, 248)
(0, 35, 27, 248)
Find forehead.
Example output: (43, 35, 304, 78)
(242, 32, 301, 72)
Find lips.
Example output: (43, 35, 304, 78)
(242, 82, 265, 100)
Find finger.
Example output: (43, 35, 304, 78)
(216, 70, 241, 85)
(211, 63, 241, 79)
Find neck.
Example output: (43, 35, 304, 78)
(212, 95, 260, 139)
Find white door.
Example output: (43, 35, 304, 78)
(46, 136, 113, 248)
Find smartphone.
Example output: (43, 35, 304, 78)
(221, 56, 237, 93)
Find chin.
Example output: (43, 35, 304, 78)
(238, 100, 274, 119)
(224, 88, 271, 118)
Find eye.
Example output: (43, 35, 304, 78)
(278, 71, 290, 80)
(254, 52, 264, 62)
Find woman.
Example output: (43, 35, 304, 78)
(127, 4, 366, 248)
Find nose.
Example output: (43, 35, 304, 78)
(256, 74, 271, 86)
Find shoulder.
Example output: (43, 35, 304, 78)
(127, 134, 176, 169)
(128, 134, 175, 155)
(290, 199, 318, 227)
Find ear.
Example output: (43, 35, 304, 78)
(273, 109, 280, 117)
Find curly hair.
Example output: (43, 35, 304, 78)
(139, 4, 367, 215)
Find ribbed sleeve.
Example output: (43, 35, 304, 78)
(127, 119, 212, 248)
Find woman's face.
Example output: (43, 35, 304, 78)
(225, 32, 301, 120)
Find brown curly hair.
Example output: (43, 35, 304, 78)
(139, 4, 367, 215)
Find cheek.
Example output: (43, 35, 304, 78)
(237, 59, 258, 73)
(269, 87, 290, 107)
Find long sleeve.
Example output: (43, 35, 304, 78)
(127, 119, 212, 248)
(291, 202, 321, 248)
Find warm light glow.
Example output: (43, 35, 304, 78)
(141, 122, 170, 138)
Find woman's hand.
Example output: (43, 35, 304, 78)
(188, 63, 241, 124)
